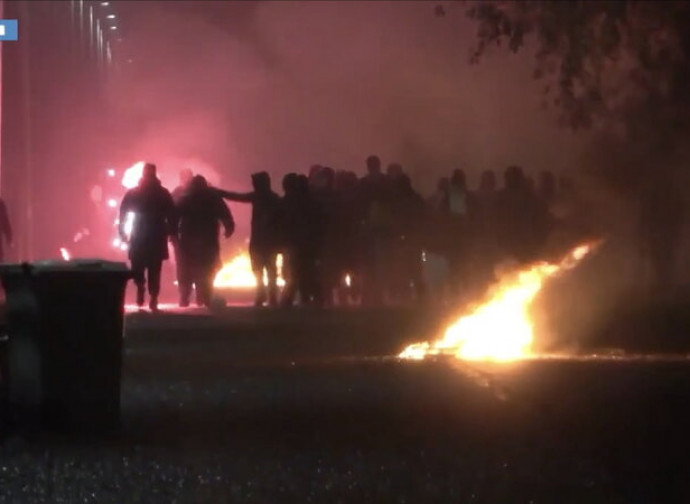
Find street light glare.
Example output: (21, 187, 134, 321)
(101, 1, 110, 5)
(107, 14, 116, 19)
(110, 26, 117, 30)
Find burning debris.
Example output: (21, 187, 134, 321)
(213, 252, 286, 289)
(400, 242, 600, 363)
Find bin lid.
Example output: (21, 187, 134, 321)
(0, 260, 130, 275)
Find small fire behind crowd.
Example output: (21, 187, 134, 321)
(116, 156, 590, 313)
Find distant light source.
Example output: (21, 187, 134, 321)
(101, 2, 110, 5)
(106, 14, 116, 19)
(107, 198, 117, 208)
(110, 26, 117, 30)
(107, 169, 116, 177)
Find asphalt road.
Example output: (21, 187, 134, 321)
(1, 307, 690, 503)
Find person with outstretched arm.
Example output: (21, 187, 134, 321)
(216, 172, 282, 307)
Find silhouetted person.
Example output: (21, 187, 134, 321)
(475, 170, 500, 288)
(311, 166, 338, 305)
(176, 175, 235, 307)
(360, 155, 394, 306)
(278, 173, 299, 305)
(449, 169, 472, 215)
(444, 169, 476, 297)
(119, 163, 177, 311)
(217, 172, 282, 307)
(280, 174, 323, 306)
(0, 198, 12, 263)
(308, 164, 323, 192)
(172, 168, 194, 306)
(360, 155, 387, 201)
(332, 170, 362, 305)
(496, 165, 546, 264)
(390, 174, 428, 303)
(426, 177, 451, 260)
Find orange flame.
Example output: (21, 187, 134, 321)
(400, 242, 599, 362)
(213, 251, 286, 289)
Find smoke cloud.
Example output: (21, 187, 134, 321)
(109, 0, 589, 196)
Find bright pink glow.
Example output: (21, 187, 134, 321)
(107, 199, 118, 208)
(122, 159, 221, 190)
(59, 247, 71, 261)
(107, 169, 116, 177)
(121, 161, 146, 189)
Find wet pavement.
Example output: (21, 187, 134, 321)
(1, 308, 690, 503)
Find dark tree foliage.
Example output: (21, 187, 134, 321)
(465, 1, 690, 148)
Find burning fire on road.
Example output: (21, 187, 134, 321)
(213, 252, 285, 289)
(400, 242, 600, 363)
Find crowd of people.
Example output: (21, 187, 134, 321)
(118, 157, 581, 312)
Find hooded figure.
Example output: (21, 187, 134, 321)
(176, 175, 235, 307)
(217, 172, 282, 307)
(119, 163, 177, 311)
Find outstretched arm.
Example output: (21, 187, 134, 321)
(215, 189, 254, 203)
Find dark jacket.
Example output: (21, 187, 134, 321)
(216, 175, 282, 253)
(172, 184, 188, 205)
(177, 182, 234, 267)
(279, 184, 324, 254)
(119, 175, 177, 264)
